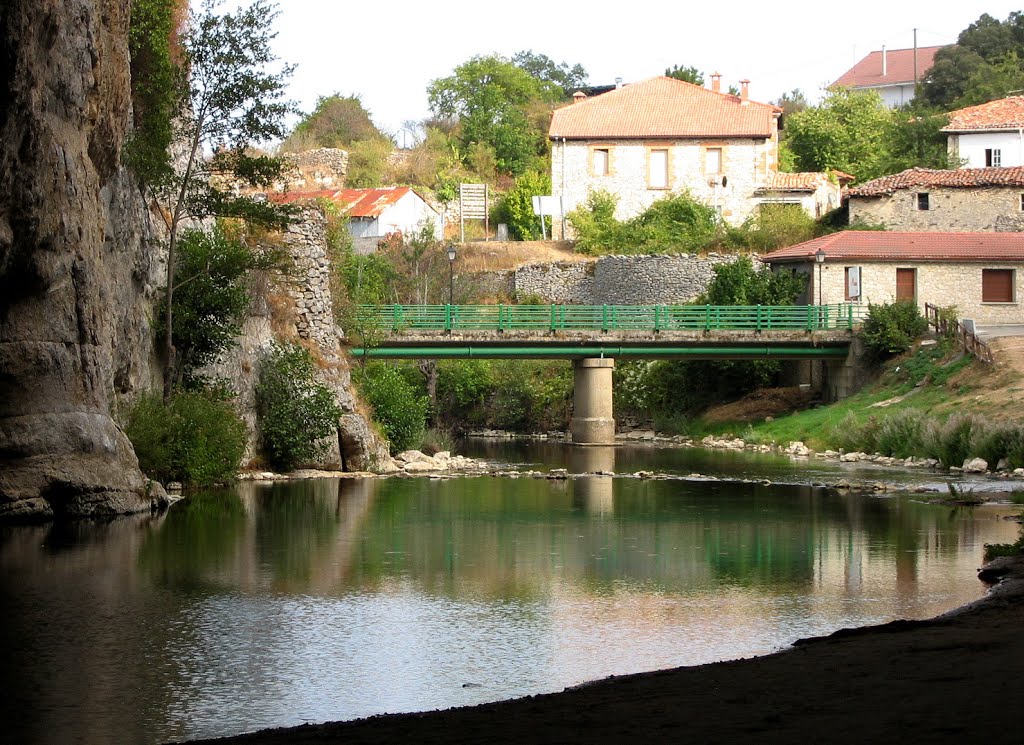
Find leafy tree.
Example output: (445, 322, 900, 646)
(137, 0, 295, 396)
(354, 363, 429, 453)
(665, 65, 704, 85)
(781, 88, 893, 181)
(512, 50, 588, 98)
(428, 55, 557, 175)
(775, 89, 809, 117)
(257, 343, 342, 470)
(704, 255, 806, 306)
(860, 301, 929, 359)
(495, 170, 552, 240)
(923, 12, 1024, 108)
(282, 93, 387, 151)
(156, 225, 282, 386)
(345, 137, 394, 187)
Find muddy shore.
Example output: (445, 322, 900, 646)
(186, 556, 1024, 745)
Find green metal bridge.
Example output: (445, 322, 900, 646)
(348, 304, 863, 360)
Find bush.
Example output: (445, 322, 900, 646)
(874, 409, 929, 458)
(860, 301, 929, 359)
(355, 363, 429, 453)
(930, 414, 979, 468)
(125, 389, 247, 486)
(494, 170, 551, 240)
(256, 343, 342, 470)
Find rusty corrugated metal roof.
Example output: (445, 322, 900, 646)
(271, 187, 414, 217)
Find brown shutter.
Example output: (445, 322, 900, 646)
(895, 268, 916, 301)
(982, 269, 1013, 302)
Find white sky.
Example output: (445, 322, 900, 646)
(239, 1, 1023, 141)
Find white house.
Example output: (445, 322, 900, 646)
(761, 231, 1024, 325)
(548, 76, 840, 231)
(943, 96, 1024, 169)
(274, 187, 443, 249)
(831, 46, 945, 108)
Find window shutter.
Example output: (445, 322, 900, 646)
(982, 269, 1013, 302)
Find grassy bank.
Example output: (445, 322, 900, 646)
(678, 337, 1024, 467)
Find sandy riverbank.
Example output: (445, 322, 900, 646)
(186, 556, 1024, 745)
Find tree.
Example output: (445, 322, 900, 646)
(512, 50, 588, 98)
(665, 65, 704, 85)
(781, 88, 894, 181)
(427, 55, 557, 175)
(923, 12, 1024, 108)
(140, 0, 295, 396)
(495, 170, 552, 240)
(775, 89, 809, 117)
(281, 93, 388, 151)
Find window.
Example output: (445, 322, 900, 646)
(591, 147, 610, 177)
(982, 269, 1014, 302)
(986, 148, 1002, 167)
(648, 148, 669, 189)
(916, 192, 930, 210)
(705, 147, 723, 174)
(845, 267, 861, 300)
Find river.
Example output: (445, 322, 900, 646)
(0, 442, 1019, 744)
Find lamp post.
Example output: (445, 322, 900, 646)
(815, 248, 826, 307)
(447, 243, 457, 305)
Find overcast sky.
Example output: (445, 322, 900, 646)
(246, 1, 1023, 140)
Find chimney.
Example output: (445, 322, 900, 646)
(740, 79, 750, 101)
(572, 90, 587, 104)
(615, 77, 624, 89)
(711, 72, 721, 94)
(882, 45, 887, 77)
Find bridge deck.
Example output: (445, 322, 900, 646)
(347, 304, 860, 360)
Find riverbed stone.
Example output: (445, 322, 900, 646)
(962, 458, 989, 473)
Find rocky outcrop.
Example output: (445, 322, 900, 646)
(0, 0, 166, 520)
(204, 207, 389, 471)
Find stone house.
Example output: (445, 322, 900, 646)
(845, 167, 1024, 232)
(548, 76, 840, 232)
(943, 96, 1024, 169)
(273, 186, 443, 251)
(831, 46, 945, 108)
(761, 231, 1024, 325)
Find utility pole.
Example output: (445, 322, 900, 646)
(913, 28, 919, 91)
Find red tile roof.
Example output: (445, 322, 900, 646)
(762, 231, 1024, 263)
(271, 187, 415, 217)
(549, 76, 780, 140)
(832, 46, 945, 89)
(943, 96, 1024, 131)
(846, 167, 1024, 197)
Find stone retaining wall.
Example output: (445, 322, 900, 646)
(500, 253, 761, 305)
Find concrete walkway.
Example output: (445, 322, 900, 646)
(976, 325, 1024, 339)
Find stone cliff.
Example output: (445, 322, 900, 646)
(0, 0, 387, 521)
(0, 0, 165, 520)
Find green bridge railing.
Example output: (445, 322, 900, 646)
(355, 304, 864, 333)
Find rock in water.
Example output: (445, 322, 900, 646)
(0, 0, 161, 520)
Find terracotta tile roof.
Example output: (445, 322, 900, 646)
(845, 167, 1024, 197)
(832, 46, 945, 89)
(549, 76, 780, 140)
(271, 187, 415, 217)
(762, 231, 1024, 263)
(757, 172, 829, 192)
(943, 96, 1024, 131)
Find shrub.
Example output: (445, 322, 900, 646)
(355, 362, 429, 453)
(874, 409, 929, 458)
(930, 414, 978, 468)
(125, 389, 247, 486)
(494, 170, 551, 240)
(860, 301, 929, 359)
(256, 343, 342, 470)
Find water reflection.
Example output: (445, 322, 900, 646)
(0, 461, 1019, 744)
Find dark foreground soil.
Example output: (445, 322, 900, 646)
(188, 557, 1024, 745)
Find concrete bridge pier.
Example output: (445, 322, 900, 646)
(570, 358, 615, 445)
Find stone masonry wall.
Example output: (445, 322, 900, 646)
(508, 254, 760, 305)
(848, 187, 1024, 231)
(816, 260, 1024, 324)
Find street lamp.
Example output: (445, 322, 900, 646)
(447, 243, 457, 305)
(814, 248, 826, 306)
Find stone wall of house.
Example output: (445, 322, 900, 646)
(848, 187, 1024, 231)
(504, 254, 758, 305)
(276, 148, 349, 191)
(816, 260, 1023, 324)
(551, 135, 778, 234)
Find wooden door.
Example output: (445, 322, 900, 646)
(896, 268, 916, 301)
